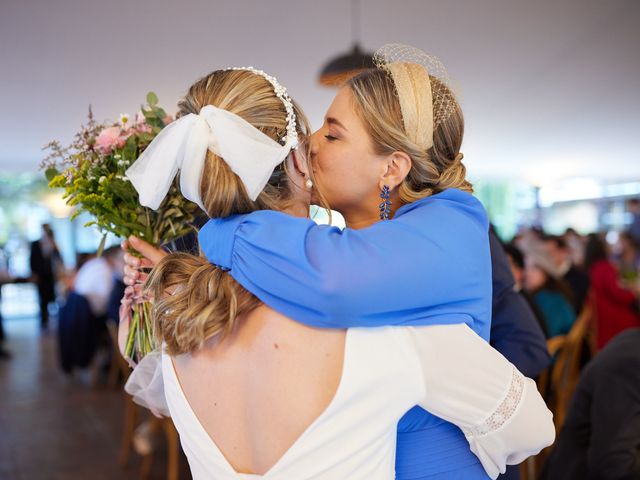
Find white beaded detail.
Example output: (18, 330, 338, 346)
(227, 66, 299, 149)
(463, 366, 525, 437)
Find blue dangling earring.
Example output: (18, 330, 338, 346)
(379, 185, 392, 220)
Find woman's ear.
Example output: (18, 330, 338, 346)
(379, 151, 412, 190)
(290, 148, 310, 178)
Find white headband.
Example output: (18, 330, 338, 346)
(126, 67, 298, 211)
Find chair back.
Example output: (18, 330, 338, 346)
(537, 335, 566, 400)
(551, 304, 593, 429)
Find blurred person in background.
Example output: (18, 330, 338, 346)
(106, 252, 127, 324)
(512, 227, 543, 254)
(628, 198, 640, 243)
(543, 235, 590, 314)
(584, 233, 640, 350)
(562, 228, 587, 269)
(30, 224, 61, 330)
(524, 247, 576, 337)
(0, 246, 10, 358)
(59, 245, 125, 375)
(540, 328, 640, 480)
(73, 246, 125, 319)
(615, 231, 640, 283)
(503, 243, 549, 338)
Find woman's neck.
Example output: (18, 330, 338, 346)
(344, 214, 378, 230)
(282, 199, 312, 219)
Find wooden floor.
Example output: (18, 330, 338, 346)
(0, 317, 191, 480)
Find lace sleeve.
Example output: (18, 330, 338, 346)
(462, 366, 525, 438)
(409, 324, 555, 479)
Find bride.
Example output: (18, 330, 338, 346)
(122, 56, 554, 479)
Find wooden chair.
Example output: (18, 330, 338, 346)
(521, 335, 567, 480)
(587, 293, 598, 357)
(551, 304, 592, 429)
(139, 417, 180, 480)
(523, 305, 595, 479)
(537, 335, 566, 400)
(107, 321, 131, 388)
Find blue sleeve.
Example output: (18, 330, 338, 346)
(199, 191, 492, 331)
(488, 232, 551, 378)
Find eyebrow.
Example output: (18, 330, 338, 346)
(326, 117, 348, 132)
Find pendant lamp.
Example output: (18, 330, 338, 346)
(318, 0, 374, 87)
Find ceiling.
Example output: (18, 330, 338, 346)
(1, 0, 639, 185)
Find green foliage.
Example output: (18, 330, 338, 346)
(41, 93, 198, 247)
(44, 168, 59, 182)
(146, 91, 158, 106)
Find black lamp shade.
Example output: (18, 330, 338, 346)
(319, 43, 375, 87)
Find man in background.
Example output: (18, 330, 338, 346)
(628, 198, 640, 243)
(30, 224, 61, 330)
(73, 246, 125, 319)
(0, 247, 10, 358)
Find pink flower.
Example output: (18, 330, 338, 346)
(133, 111, 153, 133)
(95, 126, 126, 154)
(136, 123, 152, 134)
(135, 111, 146, 125)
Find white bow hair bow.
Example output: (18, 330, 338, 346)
(125, 105, 296, 211)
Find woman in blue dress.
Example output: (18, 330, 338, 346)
(124, 46, 544, 478)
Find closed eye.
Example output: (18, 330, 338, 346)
(324, 135, 338, 142)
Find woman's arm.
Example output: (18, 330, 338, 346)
(199, 192, 492, 329)
(409, 324, 555, 479)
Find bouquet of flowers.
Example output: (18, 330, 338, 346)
(42, 92, 199, 360)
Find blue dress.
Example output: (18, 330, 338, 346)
(199, 189, 493, 479)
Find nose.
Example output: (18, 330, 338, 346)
(309, 129, 322, 156)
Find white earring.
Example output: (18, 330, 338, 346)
(305, 178, 313, 189)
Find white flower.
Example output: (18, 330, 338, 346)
(119, 113, 130, 126)
(98, 176, 106, 184)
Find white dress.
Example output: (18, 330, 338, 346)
(126, 324, 555, 480)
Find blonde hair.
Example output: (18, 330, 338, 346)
(145, 69, 312, 355)
(347, 68, 472, 204)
